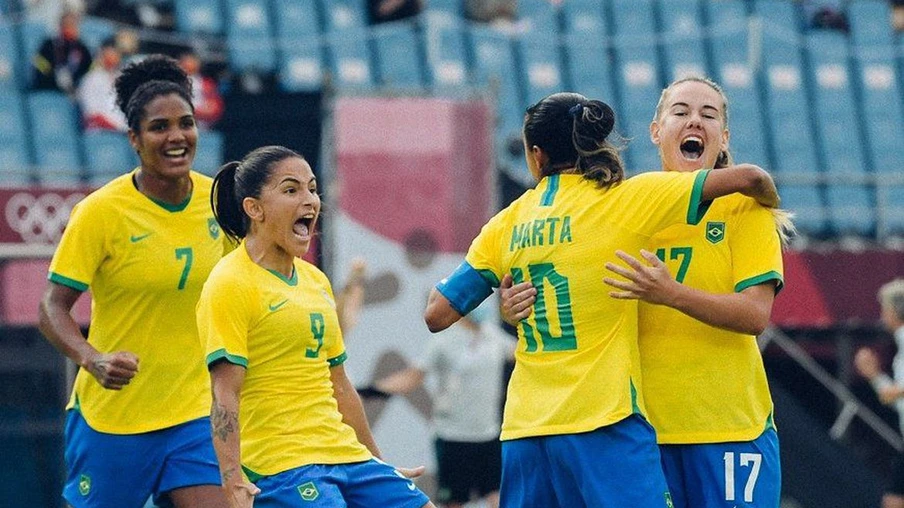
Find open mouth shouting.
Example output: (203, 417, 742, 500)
(680, 135, 704, 161)
(293, 212, 317, 242)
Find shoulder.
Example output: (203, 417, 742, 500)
(71, 174, 133, 216)
(190, 171, 215, 198)
(296, 259, 331, 286)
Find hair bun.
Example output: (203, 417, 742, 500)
(586, 100, 615, 139)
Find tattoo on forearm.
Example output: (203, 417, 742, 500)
(212, 401, 238, 443)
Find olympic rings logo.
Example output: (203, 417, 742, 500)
(4, 192, 86, 244)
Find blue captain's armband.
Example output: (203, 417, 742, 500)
(435, 262, 496, 316)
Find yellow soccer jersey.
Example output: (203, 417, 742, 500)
(197, 244, 371, 478)
(49, 170, 229, 434)
(639, 193, 783, 444)
(459, 170, 711, 441)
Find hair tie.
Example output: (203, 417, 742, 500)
(569, 103, 583, 117)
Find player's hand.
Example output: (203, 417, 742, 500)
(228, 482, 260, 508)
(396, 465, 426, 479)
(603, 250, 679, 305)
(854, 348, 881, 379)
(499, 273, 537, 326)
(85, 351, 139, 390)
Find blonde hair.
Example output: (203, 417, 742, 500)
(878, 279, 904, 321)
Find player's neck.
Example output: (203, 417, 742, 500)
(134, 170, 192, 206)
(244, 236, 295, 279)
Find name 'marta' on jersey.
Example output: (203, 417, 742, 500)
(197, 244, 371, 479)
(437, 169, 713, 441)
(48, 169, 230, 434)
(640, 193, 783, 444)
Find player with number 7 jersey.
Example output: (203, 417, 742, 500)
(425, 92, 780, 508)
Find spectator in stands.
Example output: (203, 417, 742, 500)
(76, 36, 127, 131)
(178, 49, 224, 130)
(810, 3, 850, 32)
(31, 9, 92, 94)
(855, 279, 904, 508)
(373, 299, 514, 508)
(464, 0, 516, 24)
(200, 145, 434, 508)
(892, 0, 904, 32)
(37, 55, 231, 507)
(424, 91, 780, 507)
(367, 0, 423, 24)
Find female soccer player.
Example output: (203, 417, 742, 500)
(424, 91, 780, 507)
(38, 55, 230, 507)
(198, 146, 434, 508)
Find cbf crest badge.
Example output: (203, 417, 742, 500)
(705, 221, 725, 244)
(207, 218, 220, 240)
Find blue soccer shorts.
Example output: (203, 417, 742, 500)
(659, 428, 781, 508)
(252, 458, 430, 508)
(500, 414, 673, 508)
(63, 410, 221, 508)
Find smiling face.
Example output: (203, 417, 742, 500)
(650, 80, 729, 173)
(129, 92, 197, 181)
(246, 157, 321, 258)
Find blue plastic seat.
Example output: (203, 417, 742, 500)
(562, 0, 606, 37)
(321, 0, 367, 32)
(194, 130, 225, 177)
(277, 35, 324, 92)
(174, 0, 225, 34)
(848, 1, 895, 46)
(659, 0, 707, 81)
(519, 32, 564, 107)
(0, 92, 31, 183)
(83, 131, 135, 185)
(326, 28, 374, 89)
(469, 25, 523, 128)
(610, 0, 656, 36)
(518, 0, 559, 34)
(879, 183, 904, 237)
(855, 46, 904, 175)
(372, 21, 425, 90)
(778, 184, 827, 236)
(755, 0, 802, 33)
(225, 0, 277, 72)
(421, 14, 468, 90)
(564, 35, 615, 105)
(19, 21, 47, 89)
(704, 0, 749, 30)
(612, 42, 662, 172)
(825, 184, 875, 236)
(805, 32, 867, 176)
(0, 22, 20, 92)
(273, 0, 321, 40)
(26, 92, 82, 184)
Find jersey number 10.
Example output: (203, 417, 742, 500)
(511, 263, 577, 353)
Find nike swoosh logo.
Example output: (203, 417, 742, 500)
(130, 233, 152, 243)
(269, 299, 289, 312)
(407, 482, 416, 491)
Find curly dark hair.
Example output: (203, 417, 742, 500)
(114, 54, 194, 131)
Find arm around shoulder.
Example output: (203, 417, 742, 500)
(702, 164, 779, 208)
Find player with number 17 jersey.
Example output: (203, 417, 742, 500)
(48, 169, 230, 434)
(440, 169, 711, 441)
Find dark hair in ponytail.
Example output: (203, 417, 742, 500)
(523, 92, 626, 187)
(114, 54, 194, 131)
(211, 146, 305, 242)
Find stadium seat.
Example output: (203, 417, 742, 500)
(372, 21, 425, 90)
(0, 22, 19, 93)
(174, 0, 226, 34)
(825, 184, 875, 237)
(704, 0, 749, 30)
(754, 0, 802, 33)
(658, 0, 707, 81)
(610, 0, 656, 35)
(18, 20, 47, 89)
(273, 0, 321, 41)
(321, 0, 367, 32)
(854, 46, 904, 176)
(848, 1, 895, 46)
(326, 28, 374, 89)
(0, 92, 31, 184)
(277, 36, 324, 92)
(425, 0, 461, 16)
(469, 25, 523, 129)
(805, 32, 867, 176)
(519, 32, 564, 107)
(564, 36, 615, 105)
(562, 0, 606, 37)
(518, 0, 560, 35)
(26, 92, 82, 184)
(194, 130, 225, 177)
(611, 42, 663, 172)
(83, 131, 136, 185)
(878, 183, 904, 237)
(225, 0, 277, 73)
(421, 14, 468, 90)
(79, 16, 117, 50)
(778, 184, 827, 236)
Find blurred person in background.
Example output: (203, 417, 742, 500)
(367, 0, 423, 24)
(502, 77, 791, 508)
(855, 278, 904, 508)
(373, 299, 514, 508)
(77, 36, 127, 131)
(31, 9, 92, 94)
(178, 49, 224, 130)
(200, 145, 434, 508)
(37, 55, 231, 508)
(424, 91, 781, 507)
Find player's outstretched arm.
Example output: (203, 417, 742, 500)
(38, 283, 139, 390)
(210, 362, 259, 508)
(424, 288, 463, 333)
(702, 164, 780, 208)
(604, 250, 775, 336)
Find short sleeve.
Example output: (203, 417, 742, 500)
(619, 170, 712, 237)
(198, 274, 253, 368)
(48, 199, 110, 291)
(464, 210, 507, 285)
(730, 200, 785, 294)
